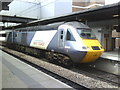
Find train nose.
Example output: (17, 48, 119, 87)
(81, 39, 104, 63)
(81, 51, 103, 63)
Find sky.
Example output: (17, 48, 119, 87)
(105, 0, 119, 5)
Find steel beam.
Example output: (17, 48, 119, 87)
(1, 15, 37, 23)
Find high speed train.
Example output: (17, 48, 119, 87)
(1, 21, 104, 66)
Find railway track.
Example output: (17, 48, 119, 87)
(42, 55, 119, 86)
(48, 59, 119, 86)
(72, 64, 119, 86)
(0, 45, 119, 88)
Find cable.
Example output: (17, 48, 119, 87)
(14, 0, 56, 16)
(15, 1, 41, 15)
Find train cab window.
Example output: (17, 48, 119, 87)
(66, 30, 75, 41)
(77, 28, 96, 39)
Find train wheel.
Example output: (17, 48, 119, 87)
(63, 59, 73, 68)
(45, 52, 53, 62)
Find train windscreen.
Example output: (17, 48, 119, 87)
(77, 28, 96, 39)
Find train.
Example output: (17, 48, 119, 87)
(0, 21, 104, 67)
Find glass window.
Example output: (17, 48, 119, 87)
(66, 30, 75, 41)
(60, 35, 63, 39)
(77, 28, 96, 39)
(0, 34, 6, 37)
(60, 30, 63, 39)
(2, 34, 6, 37)
(15, 33, 18, 37)
(61, 31, 63, 34)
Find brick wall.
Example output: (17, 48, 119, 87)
(112, 30, 120, 49)
(112, 30, 120, 38)
(72, 0, 105, 12)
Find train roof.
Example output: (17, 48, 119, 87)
(64, 21, 90, 29)
(13, 21, 89, 31)
(15, 22, 65, 31)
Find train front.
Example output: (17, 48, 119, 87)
(77, 28, 104, 63)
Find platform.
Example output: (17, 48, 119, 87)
(0, 50, 72, 88)
(101, 49, 119, 61)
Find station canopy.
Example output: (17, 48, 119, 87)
(1, 15, 37, 23)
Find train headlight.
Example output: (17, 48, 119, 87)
(82, 46, 87, 49)
(87, 47, 90, 50)
(82, 46, 90, 50)
(100, 46, 103, 49)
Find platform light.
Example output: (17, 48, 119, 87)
(113, 25, 120, 32)
(113, 25, 118, 29)
(113, 14, 119, 17)
(113, 25, 118, 27)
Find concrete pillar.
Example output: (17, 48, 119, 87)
(102, 25, 113, 51)
(101, 28, 104, 48)
(108, 26, 112, 51)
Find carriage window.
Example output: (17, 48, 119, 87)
(15, 33, 18, 37)
(60, 30, 64, 39)
(0, 34, 6, 37)
(2, 34, 6, 37)
(66, 30, 75, 41)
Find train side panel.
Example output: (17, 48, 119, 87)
(13, 32, 22, 44)
(12, 32, 36, 46)
(47, 30, 67, 53)
(6, 32, 13, 43)
(26, 32, 36, 46)
(30, 30, 57, 49)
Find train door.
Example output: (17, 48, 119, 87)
(58, 29, 65, 48)
(21, 32, 27, 46)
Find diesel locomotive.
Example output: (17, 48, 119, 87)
(0, 21, 104, 66)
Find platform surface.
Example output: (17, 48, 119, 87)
(0, 50, 72, 88)
(101, 50, 119, 61)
